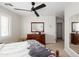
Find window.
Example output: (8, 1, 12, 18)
(0, 15, 11, 37)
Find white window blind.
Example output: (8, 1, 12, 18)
(0, 15, 11, 37)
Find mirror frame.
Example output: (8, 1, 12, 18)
(31, 22, 44, 32)
(72, 22, 79, 32)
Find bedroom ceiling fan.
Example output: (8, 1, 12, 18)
(4, 2, 46, 17)
(15, 2, 46, 17)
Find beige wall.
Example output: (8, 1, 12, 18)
(0, 6, 22, 43)
(21, 16, 56, 44)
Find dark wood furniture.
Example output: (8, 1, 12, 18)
(71, 33, 79, 45)
(27, 34, 45, 45)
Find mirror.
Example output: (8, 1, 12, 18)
(31, 22, 44, 32)
(72, 22, 79, 32)
(70, 14, 79, 54)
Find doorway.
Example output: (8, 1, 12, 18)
(56, 23, 63, 42)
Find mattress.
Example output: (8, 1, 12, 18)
(0, 41, 31, 57)
(0, 40, 54, 57)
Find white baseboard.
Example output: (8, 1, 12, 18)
(64, 47, 79, 57)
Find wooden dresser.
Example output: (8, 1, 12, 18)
(27, 34, 45, 45)
(71, 33, 79, 45)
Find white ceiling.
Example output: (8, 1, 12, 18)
(0, 2, 71, 18)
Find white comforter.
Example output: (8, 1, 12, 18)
(0, 41, 31, 57)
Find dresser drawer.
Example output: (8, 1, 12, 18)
(71, 33, 79, 45)
(27, 34, 45, 45)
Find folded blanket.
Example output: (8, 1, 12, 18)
(29, 47, 53, 57)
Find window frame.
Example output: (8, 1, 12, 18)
(0, 13, 12, 37)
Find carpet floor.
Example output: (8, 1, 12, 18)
(46, 39, 69, 57)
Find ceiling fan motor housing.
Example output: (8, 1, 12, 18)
(31, 7, 35, 11)
(32, 2, 35, 5)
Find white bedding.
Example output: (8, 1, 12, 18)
(0, 41, 31, 57)
(0, 40, 45, 57)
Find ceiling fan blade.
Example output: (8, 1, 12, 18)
(4, 3, 13, 6)
(34, 10, 39, 17)
(14, 8, 32, 12)
(34, 4, 46, 10)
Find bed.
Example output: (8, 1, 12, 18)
(0, 40, 59, 57)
